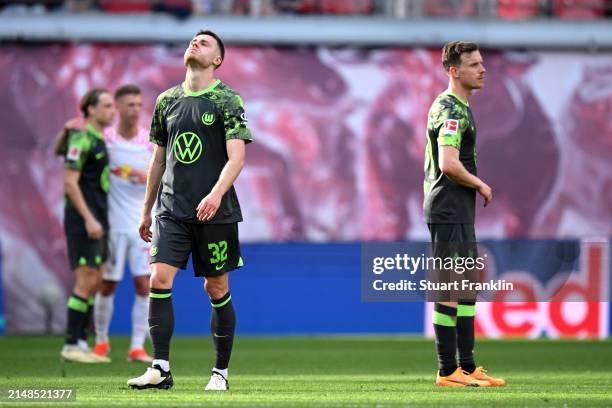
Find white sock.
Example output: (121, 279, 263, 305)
(153, 359, 170, 372)
(213, 367, 228, 379)
(130, 294, 149, 350)
(94, 293, 114, 344)
(77, 339, 89, 351)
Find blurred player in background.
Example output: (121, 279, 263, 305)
(127, 30, 252, 391)
(55, 89, 114, 363)
(93, 84, 154, 363)
(423, 41, 505, 387)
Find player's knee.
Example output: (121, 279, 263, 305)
(203, 279, 228, 300)
(149, 263, 177, 289)
(84, 267, 97, 282)
(100, 280, 118, 296)
(134, 277, 150, 296)
(77, 267, 100, 295)
(150, 272, 172, 289)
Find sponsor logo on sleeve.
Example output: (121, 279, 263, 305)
(67, 146, 81, 161)
(443, 119, 458, 135)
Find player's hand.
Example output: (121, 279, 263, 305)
(139, 213, 153, 242)
(85, 217, 104, 240)
(477, 182, 493, 207)
(196, 191, 222, 222)
(64, 117, 85, 131)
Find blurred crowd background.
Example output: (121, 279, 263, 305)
(1, 0, 611, 19)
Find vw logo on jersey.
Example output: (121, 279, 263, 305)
(173, 132, 203, 164)
(201, 112, 215, 126)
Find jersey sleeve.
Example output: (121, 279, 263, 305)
(223, 93, 253, 143)
(149, 94, 169, 146)
(64, 130, 92, 171)
(436, 104, 468, 150)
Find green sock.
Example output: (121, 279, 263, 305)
(457, 301, 476, 373)
(433, 303, 458, 376)
(66, 294, 88, 345)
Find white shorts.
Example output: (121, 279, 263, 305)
(104, 232, 151, 281)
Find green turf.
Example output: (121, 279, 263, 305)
(1, 336, 611, 407)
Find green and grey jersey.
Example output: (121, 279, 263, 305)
(423, 91, 478, 224)
(64, 123, 110, 233)
(150, 79, 253, 223)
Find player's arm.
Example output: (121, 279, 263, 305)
(64, 169, 104, 240)
(139, 144, 166, 242)
(439, 146, 491, 206)
(437, 113, 492, 207)
(62, 131, 104, 239)
(139, 94, 169, 241)
(196, 93, 252, 221)
(196, 139, 246, 221)
(439, 146, 483, 188)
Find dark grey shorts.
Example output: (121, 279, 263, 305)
(66, 232, 108, 270)
(150, 215, 242, 278)
(427, 223, 479, 302)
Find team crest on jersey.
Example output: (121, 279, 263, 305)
(67, 146, 81, 161)
(202, 112, 215, 126)
(443, 119, 459, 135)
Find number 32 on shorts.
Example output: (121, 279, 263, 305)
(208, 240, 228, 269)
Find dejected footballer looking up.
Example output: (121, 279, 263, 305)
(127, 29, 253, 392)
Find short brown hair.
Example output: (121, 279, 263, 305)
(79, 88, 109, 118)
(442, 41, 479, 71)
(55, 88, 109, 155)
(114, 84, 141, 100)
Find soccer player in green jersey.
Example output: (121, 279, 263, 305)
(127, 30, 252, 391)
(423, 41, 505, 387)
(55, 89, 114, 364)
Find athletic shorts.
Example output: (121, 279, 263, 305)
(103, 232, 151, 282)
(66, 232, 108, 270)
(427, 223, 479, 302)
(150, 215, 243, 278)
(427, 223, 478, 259)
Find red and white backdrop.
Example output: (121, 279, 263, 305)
(0, 44, 610, 334)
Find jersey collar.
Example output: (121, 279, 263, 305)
(443, 90, 469, 107)
(86, 123, 104, 140)
(182, 79, 221, 97)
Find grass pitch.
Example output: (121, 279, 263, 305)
(1, 336, 611, 407)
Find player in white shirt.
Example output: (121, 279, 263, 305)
(93, 85, 154, 363)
